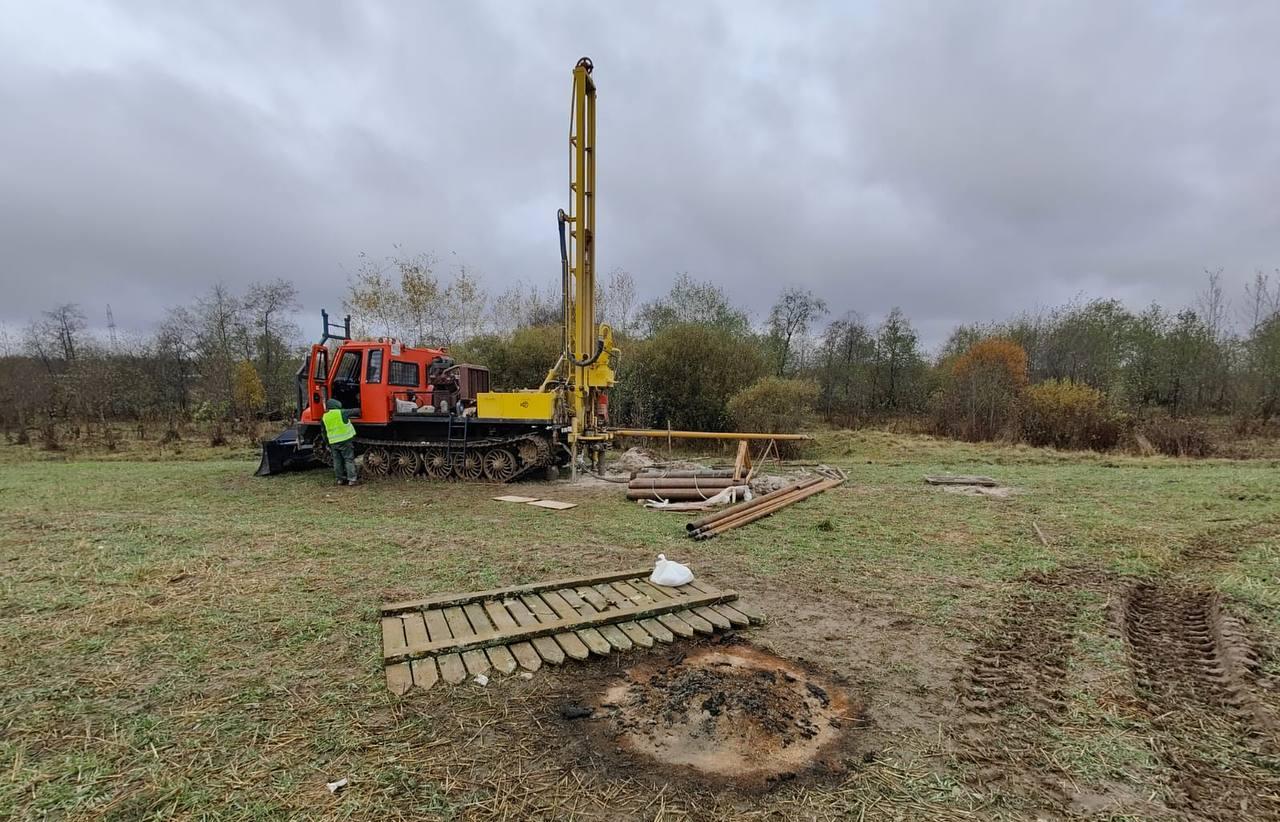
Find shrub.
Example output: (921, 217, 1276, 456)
(1021, 379, 1123, 450)
(1139, 418, 1214, 457)
(453, 326, 562, 391)
(728, 377, 820, 433)
(232, 360, 266, 416)
(727, 377, 818, 458)
(41, 420, 61, 451)
(933, 338, 1028, 441)
(619, 324, 767, 431)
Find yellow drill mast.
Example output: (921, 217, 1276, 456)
(556, 57, 616, 474)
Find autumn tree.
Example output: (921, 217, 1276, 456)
(232, 360, 266, 417)
(934, 338, 1028, 441)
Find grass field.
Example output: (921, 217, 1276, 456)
(1, 431, 1277, 820)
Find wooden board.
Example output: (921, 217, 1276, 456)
(504, 597, 564, 665)
(483, 600, 541, 671)
(693, 606, 731, 630)
(924, 475, 998, 487)
(618, 620, 655, 648)
(410, 658, 438, 691)
(526, 499, 577, 510)
(379, 568, 762, 691)
(639, 618, 674, 643)
(494, 495, 539, 503)
(383, 567, 654, 615)
(560, 588, 630, 651)
(386, 662, 412, 695)
(657, 612, 695, 638)
(711, 603, 751, 628)
(523, 594, 590, 660)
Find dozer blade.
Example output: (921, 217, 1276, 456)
(255, 426, 318, 476)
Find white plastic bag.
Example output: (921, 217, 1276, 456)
(649, 553, 694, 587)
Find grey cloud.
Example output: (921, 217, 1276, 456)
(1, 0, 1277, 347)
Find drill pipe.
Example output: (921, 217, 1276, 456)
(628, 478, 737, 490)
(685, 475, 825, 532)
(631, 469, 737, 480)
(690, 478, 842, 539)
(626, 487, 741, 501)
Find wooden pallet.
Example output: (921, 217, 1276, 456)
(379, 568, 764, 694)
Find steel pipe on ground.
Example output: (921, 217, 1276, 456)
(690, 478, 841, 539)
(631, 469, 737, 480)
(693, 484, 815, 535)
(626, 488, 740, 501)
(685, 475, 825, 532)
(628, 478, 736, 490)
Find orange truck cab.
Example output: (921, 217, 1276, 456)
(258, 311, 568, 481)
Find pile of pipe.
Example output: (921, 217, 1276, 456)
(625, 469, 740, 502)
(686, 469, 846, 540)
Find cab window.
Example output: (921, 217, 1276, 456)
(388, 360, 419, 387)
(366, 349, 383, 384)
(335, 351, 362, 381)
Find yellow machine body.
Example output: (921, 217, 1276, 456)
(552, 57, 617, 471)
(477, 391, 556, 421)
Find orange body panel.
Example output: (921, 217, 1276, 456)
(300, 340, 450, 426)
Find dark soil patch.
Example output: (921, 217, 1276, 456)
(1179, 520, 1279, 570)
(1119, 581, 1280, 821)
(558, 637, 864, 792)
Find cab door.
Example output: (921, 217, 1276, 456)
(304, 344, 330, 420)
(330, 349, 363, 416)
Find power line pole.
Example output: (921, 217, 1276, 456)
(106, 304, 118, 350)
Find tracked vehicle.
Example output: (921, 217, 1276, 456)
(258, 58, 614, 481)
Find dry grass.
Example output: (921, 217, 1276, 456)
(0, 430, 1276, 820)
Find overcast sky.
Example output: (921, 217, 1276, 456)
(2, 1, 1277, 347)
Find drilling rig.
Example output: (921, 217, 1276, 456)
(257, 58, 616, 481)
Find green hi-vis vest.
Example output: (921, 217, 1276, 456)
(322, 408, 356, 444)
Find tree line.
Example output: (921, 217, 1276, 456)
(2, 253, 1277, 450)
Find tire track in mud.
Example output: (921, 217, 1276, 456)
(952, 570, 1090, 810)
(1119, 581, 1280, 822)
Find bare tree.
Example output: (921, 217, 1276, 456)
(489, 280, 560, 333)
(1197, 268, 1229, 342)
(31, 304, 88, 363)
(602, 268, 637, 336)
(436, 264, 488, 346)
(246, 278, 300, 409)
(767, 288, 828, 375)
(1242, 269, 1280, 334)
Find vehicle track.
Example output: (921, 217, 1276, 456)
(953, 571, 1086, 808)
(1120, 582, 1280, 821)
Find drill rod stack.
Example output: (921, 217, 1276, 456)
(625, 470, 742, 502)
(685, 470, 845, 539)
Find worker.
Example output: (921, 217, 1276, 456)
(322, 398, 359, 486)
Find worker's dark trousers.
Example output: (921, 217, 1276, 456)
(332, 440, 357, 484)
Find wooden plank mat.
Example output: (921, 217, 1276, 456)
(526, 499, 577, 510)
(379, 569, 764, 692)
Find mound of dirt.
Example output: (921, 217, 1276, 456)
(615, 447, 659, 473)
(592, 643, 856, 789)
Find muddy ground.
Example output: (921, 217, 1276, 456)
(5, 443, 1278, 821)
(386, 554, 1279, 821)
